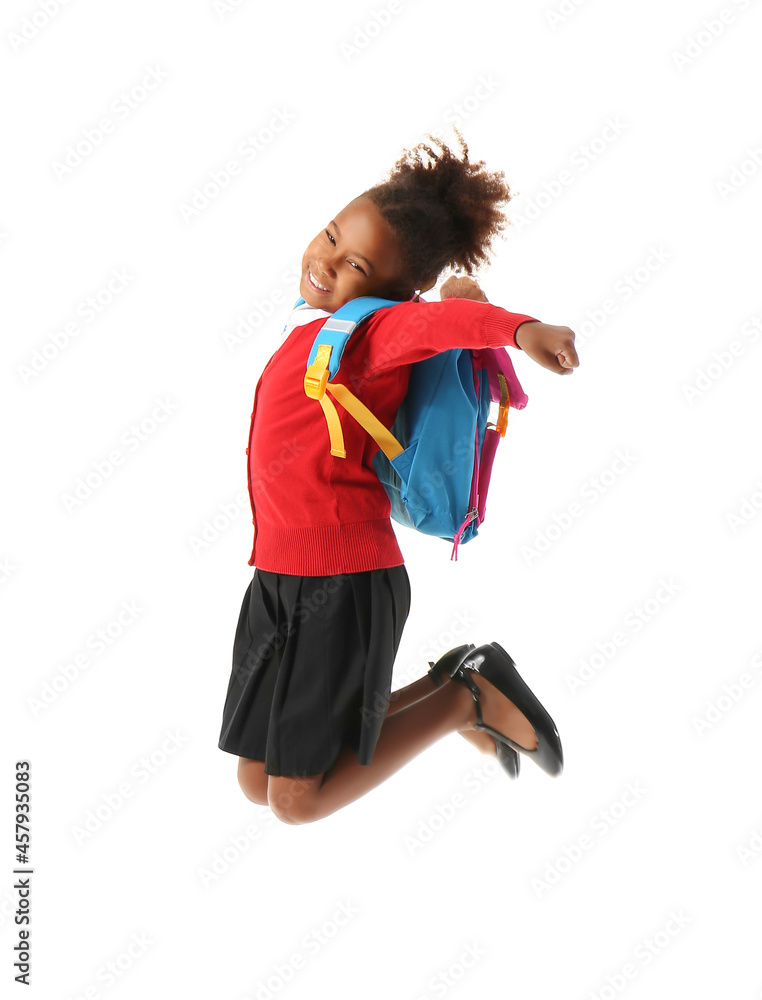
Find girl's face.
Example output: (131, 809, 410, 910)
(299, 196, 413, 312)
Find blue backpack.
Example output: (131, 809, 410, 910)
(297, 294, 528, 560)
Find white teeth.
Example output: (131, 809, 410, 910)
(309, 268, 328, 291)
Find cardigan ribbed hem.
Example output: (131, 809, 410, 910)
(248, 517, 405, 575)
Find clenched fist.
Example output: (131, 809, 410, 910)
(514, 321, 579, 375)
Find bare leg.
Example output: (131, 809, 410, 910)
(239, 668, 528, 810)
(267, 674, 537, 824)
(236, 673, 453, 806)
(385, 672, 442, 716)
(267, 681, 468, 823)
(238, 674, 446, 805)
(237, 757, 268, 804)
(386, 671, 500, 757)
(238, 673, 473, 808)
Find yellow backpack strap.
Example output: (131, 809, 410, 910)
(327, 382, 403, 460)
(495, 372, 511, 437)
(304, 343, 403, 461)
(304, 344, 347, 458)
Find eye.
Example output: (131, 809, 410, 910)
(325, 229, 367, 275)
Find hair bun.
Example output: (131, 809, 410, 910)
(362, 127, 513, 292)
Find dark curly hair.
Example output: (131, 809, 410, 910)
(360, 128, 513, 292)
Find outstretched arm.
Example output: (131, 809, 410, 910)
(440, 275, 579, 375)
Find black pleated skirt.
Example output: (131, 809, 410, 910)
(217, 564, 411, 777)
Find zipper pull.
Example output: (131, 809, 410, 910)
(450, 507, 478, 561)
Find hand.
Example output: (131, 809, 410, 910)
(439, 275, 489, 303)
(439, 278, 579, 375)
(514, 321, 579, 375)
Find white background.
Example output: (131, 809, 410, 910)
(3, 0, 761, 997)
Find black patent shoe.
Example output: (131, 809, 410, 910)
(491, 735, 521, 778)
(454, 642, 564, 777)
(428, 644, 520, 779)
(426, 644, 474, 687)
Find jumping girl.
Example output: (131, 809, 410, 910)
(218, 129, 579, 825)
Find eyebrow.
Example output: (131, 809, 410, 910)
(330, 221, 375, 273)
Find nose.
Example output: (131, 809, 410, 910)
(314, 256, 335, 280)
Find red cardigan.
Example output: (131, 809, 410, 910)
(246, 297, 539, 575)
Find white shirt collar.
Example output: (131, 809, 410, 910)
(279, 300, 332, 341)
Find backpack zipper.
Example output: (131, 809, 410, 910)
(450, 502, 479, 561)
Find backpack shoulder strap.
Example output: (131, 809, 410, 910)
(306, 296, 400, 380)
(303, 296, 403, 460)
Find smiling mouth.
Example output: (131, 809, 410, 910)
(307, 267, 331, 293)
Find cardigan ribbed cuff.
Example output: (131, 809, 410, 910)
(481, 309, 540, 351)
